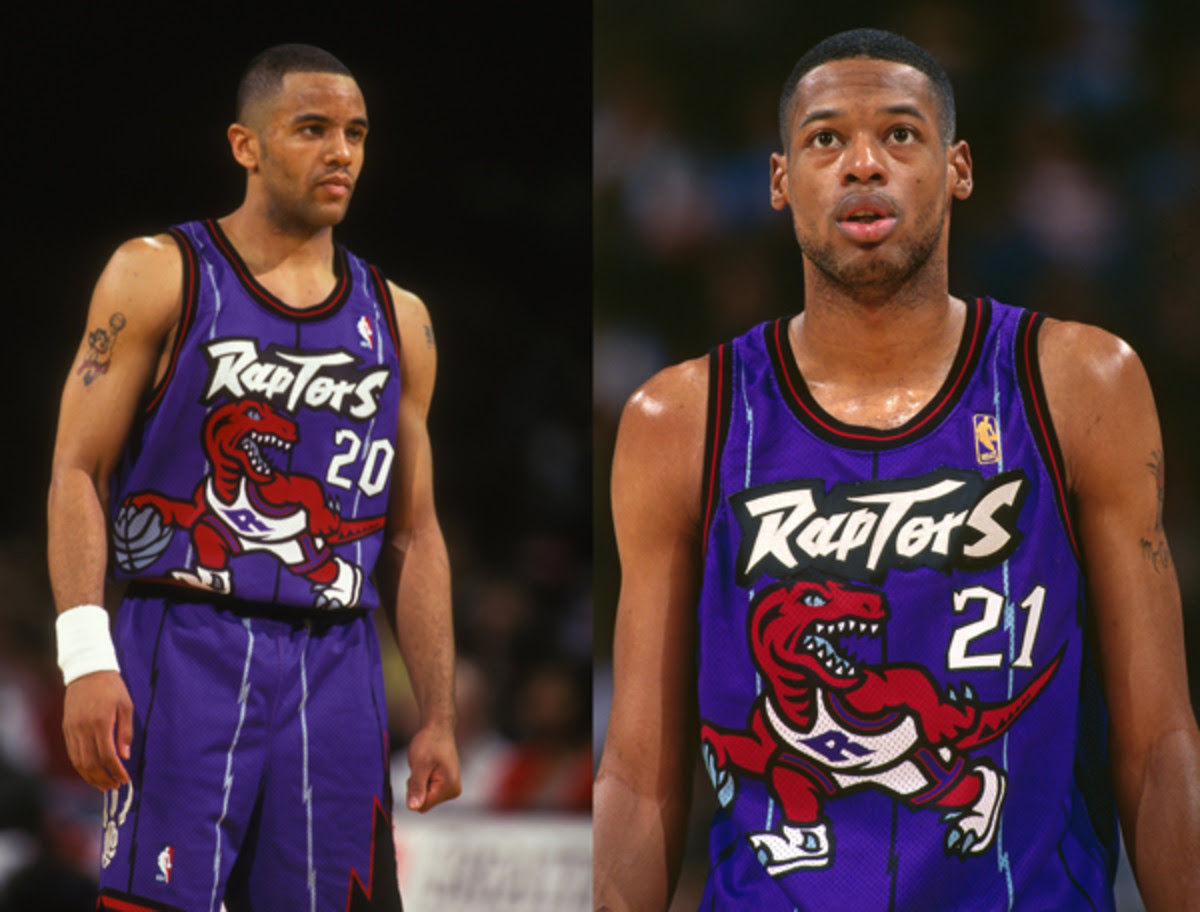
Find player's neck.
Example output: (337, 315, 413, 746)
(217, 208, 339, 309)
(798, 255, 959, 370)
(788, 277, 966, 429)
(219, 207, 336, 277)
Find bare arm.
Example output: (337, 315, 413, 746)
(1043, 321, 1200, 911)
(48, 235, 182, 790)
(375, 281, 460, 813)
(594, 358, 708, 912)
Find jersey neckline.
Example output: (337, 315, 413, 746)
(203, 218, 352, 320)
(766, 296, 991, 450)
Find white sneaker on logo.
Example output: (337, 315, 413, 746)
(313, 557, 362, 609)
(749, 822, 833, 875)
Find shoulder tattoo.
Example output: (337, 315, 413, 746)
(76, 312, 127, 386)
(423, 323, 435, 349)
(1138, 449, 1172, 572)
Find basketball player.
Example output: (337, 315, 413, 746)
(47, 44, 460, 911)
(594, 29, 1200, 911)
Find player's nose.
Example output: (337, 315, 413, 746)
(841, 133, 887, 184)
(325, 131, 353, 166)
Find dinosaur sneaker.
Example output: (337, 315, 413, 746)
(313, 557, 362, 609)
(750, 822, 832, 875)
(944, 762, 1006, 856)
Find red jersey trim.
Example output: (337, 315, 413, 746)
(701, 344, 733, 555)
(1016, 311, 1082, 562)
(367, 265, 403, 363)
(143, 228, 199, 415)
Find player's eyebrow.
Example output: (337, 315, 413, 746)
(799, 107, 843, 129)
(291, 112, 370, 130)
(880, 104, 927, 122)
(798, 103, 929, 130)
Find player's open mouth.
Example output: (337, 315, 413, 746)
(835, 194, 898, 244)
(240, 432, 293, 476)
(797, 617, 881, 679)
(837, 214, 898, 244)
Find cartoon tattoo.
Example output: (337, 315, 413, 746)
(77, 312, 127, 386)
(423, 324, 435, 349)
(1139, 449, 1172, 572)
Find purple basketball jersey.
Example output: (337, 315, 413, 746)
(108, 219, 402, 613)
(696, 299, 1117, 910)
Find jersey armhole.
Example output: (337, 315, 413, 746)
(1016, 310, 1083, 563)
(143, 227, 199, 415)
(701, 343, 734, 557)
(367, 264, 403, 363)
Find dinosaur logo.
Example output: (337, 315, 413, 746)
(112, 399, 384, 609)
(701, 576, 1060, 876)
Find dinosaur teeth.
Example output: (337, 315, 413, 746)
(811, 618, 882, 639)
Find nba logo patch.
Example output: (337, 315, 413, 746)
(156, 845, 174, 884)
(357, 315, 375, 351)
(974, 414, 1001, 465)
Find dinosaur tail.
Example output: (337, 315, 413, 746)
(327, 515, 387, 544)
(955, 647, 1065, 751)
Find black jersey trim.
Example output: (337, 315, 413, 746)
(344, 796, 405, 911)
(202, 218, 352, 319)
(143, 228, 199, 415)
(701, 344, 734, 555)
(768, 297, 990, 450)
(368, 264, 403, 362)
(123, 580, 370, 622)
(99, 888, 189, 912)
(1016, 311, 1082, 562)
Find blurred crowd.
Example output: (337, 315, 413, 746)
(594, 1, 1200, 909)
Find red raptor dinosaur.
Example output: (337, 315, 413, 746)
(701, 576, 1061, 875)
(114, 399, 385, 608)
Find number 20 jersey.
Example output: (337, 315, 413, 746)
(696, 298, 1117, 911)
(107, 218, 402, 614)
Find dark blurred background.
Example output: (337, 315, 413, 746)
(0, 4, 591, 906)
(594, 1, 1200, 909)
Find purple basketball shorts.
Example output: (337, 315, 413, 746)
(96, 594, 403, 912)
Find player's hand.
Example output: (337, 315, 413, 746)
(405, 722, 461, 812)
(63, 670, 134, 790)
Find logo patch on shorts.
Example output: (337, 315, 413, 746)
(156, 845, 174, 884)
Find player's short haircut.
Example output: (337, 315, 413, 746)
(235, 43, 355, 126)
(779, 28, 957, 148)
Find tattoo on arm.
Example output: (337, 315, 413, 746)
(1139, 449, 1172, 572)
(423, 324, 435, 349)
(76, 312, 127, 386)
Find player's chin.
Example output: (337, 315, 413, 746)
(306, 198, 353, 227)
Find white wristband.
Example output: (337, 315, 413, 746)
(56, 604, 120, 685)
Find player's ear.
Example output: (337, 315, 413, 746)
(769, 152, 790, 211)
(948, 140, 973, 201)
(228, 123, 261, 173)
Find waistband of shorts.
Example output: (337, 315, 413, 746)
(122, 580, 372, 624)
